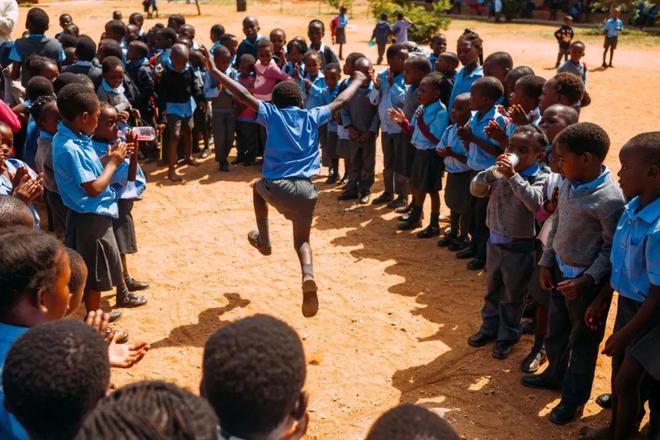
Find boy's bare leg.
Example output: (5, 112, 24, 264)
(248, 186, 272, 255)
(183, 124, 200, 167)
(84, 288, 101, 313)
(293, 222, 317, 317)
(609, 47, 615, 66)
(167, 130, 182, 182)
(613, 357, 645, 440)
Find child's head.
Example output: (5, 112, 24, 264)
(510, 74, 545, 112)
(210, 24, 225, 42)
(366, 403, 460, 440)
(75, 35, 96, 62)
(341, 5, 348, 14)
(167, 14, 186, 33)
(303, 51, 321, 77)
(612, 7, 621, 18)
(568, 40, 585, 62)
(554, 122, 609, 181)
(97, 38, 122, 63)
(155, 28, 178, 50)
(451, 92, 471, 125)
(104, 19, 127, 43)
(30, 95, 59, 135)
(59, 13, 72, 30)
(436, 51, 459, 75)
(101, 56, 124, 89)
(386, 43, 409, 75)
(189, 50, 205, 70)
(127, 40, 149, 62)
(342, 52, 365, 76)
(404, 55, 431, 86)
(286, 38, 308, 64)
(76, 381, 219, 440)
(324, 62, 341, 89)
(112, 10, 122, 20)
(94, 103, 119, 142)
(170, 43, 190, 72)
(380, 13, 388, 20)
(617, 131, 660, 200)
(503, 65, 534, 100)
(538, 103, 578, 143)
(508, 125, 548, 171)
(239, 54, 256, 76)
(470, 76, 504, 111)
(272, 81, 304, 109)
(129, 12, 144, 29)
(57, 83, 100, 135)
(456, 29, 483, 67)
(126, 24, 140, 44)
(178, 36, 193, 50)
(213, 44, 232, 72)
(269, 28, 286, 52)
(220, 33, 238, 54)
(64, 23, 79, 37)
(397, 11, 404, 20)
(307, 19, 325, 45)
(26, 55, 59, 82)
(418, 72, 450, 106)
(58, 32, 78, 50)
(0, 195, 34, 229)
(63, 47, 75, 66)
(0, 228, 71, 322)
(53, 72, 94, 95)
(353, 56, 373, 86)
(0, 121, 13, 158)
(65, 247, 86, 316)
(564, 15, 573, 26)
(180, 23, 196, 40)
(256, 38, 274, 65)
(25, 75, 54, 103)
(430, 34, 447, 56)
(242, 16, 260, 40)
(201, 315, 307, 439)
(539, 72, 584, 112)
(483, 51, 513, 84)
(26, 8, 49, 35)
(2, 319, 110, 440)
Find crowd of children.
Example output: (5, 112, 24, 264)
(0, 3, 656, 439)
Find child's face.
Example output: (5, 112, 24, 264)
(60, 15, 72, 29)
(618, 146, 656, 200)
(418, 78, 440, 106)
(612, 9, 620, 18)
(538, 107, 570, 143)
(214, 52, 231, 72)
(37, 102, 60, 134)
(507, 133, 543, 172)
(305, 56, 320, 77)
(564, 17, 572, 26)
(436, 57, 454, 75)
(504, 76, 517, 103)
(469, 87, 489, 111)
(343, 59, 354, 76)
(240, 60, 254, 75)
(182, 25, 195, 39)
(451, 97, 471, 125)
(539, 79, 560, 113)
(257, 45, 273, 65)
(387, 50, 408, 74)
(403, 64, 423, 86)
(510, 82, 535, 111)
(126, 45, 140, 61)
(80, 105, 100, 136)
(457, 40, 479, 67)
(104, 65, 124, 89)
(41, 250, 71, 321)
(548, 142, 562, 174)
(555, 141, 589, 181)
(130, 15, 144, 28)
(483, 60, 509, 84)
(431, 36, 447, 55)
(94, 107, 119, 141)
(308, 23, 323, 45)
(167, 18, 181, 32)
(324, 69, 339, 89)
(225, 37, 238, 54)
(569, 44, 584, 61)
(288, 47, 303, 64)
(0, 125, 14, 158)
(270, 31, 286, 51)
(243, 18, 259, 40)
(40, 62, 60, 82)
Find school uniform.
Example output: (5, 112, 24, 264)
(554, 24, 574, 63)
(603, 17, 623, 50)
(63, 60, 103, 89)
(406, 101, 448, 193)
(282, 61, 304, 78)
(371, 20, 392, 63)
(0, 158, 40, 228)
(399, 84, 421, 179)
(447, 65, 484, 111)
(440, 123, 472, 237)
(157, 60, 203, 139)
(125, 57, 157, 125)
(308, 42, 339, 70)
(53, 123, 123, 292)
(0, 323, 29, 440)
(302, 72, 329, 165)
(234, 35, 264, 68)
(9, 34, 65, 87)
(254, 101, 332, 225)
(235, 74, 259, 162)
(471, 163, 548, 343)
(205, 66, 238, 165)
(335, 14, 348, 44)
(34, 130, 68, 235)
(557, 59, 587, 84)
(335, 79, 352, 161)
(97, 80, 133, 114)
(369, 70, 407, 196)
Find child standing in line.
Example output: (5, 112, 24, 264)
(269, 28, 287, 68)
(209, 24, 226, 55)
(447, 30, 484, 111)
(253, 39, 291, 102)
(554, 16, 574, 68)
(331, 6, 349, 60)
(300, 51, 328, 174)
(234, 54, 257, 166)
(436, 52, 459, 93)
(282, 38, 307, 78)
(389, 72, 449, 237)
(522, 123, 626, 425)
(322, 63, 341, 183)
(308, 19, 339, 69)
(370, 14, 392, 66)
(603, 8, 623, 68)
(220, 33, 239, 67)
(235, 16, 264, 67)
(97, 56, 133, 118)
(539, 72, 585, 113)
(428, 34, 447, 71)
(558, 41, 587, 84)
(125, 40, 156, 130)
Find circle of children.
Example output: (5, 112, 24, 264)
(0, 2, 657, 439)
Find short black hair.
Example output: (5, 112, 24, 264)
(26, 8, 49, 34)
(25, 75, 54, 102)
(286, 38, 308, 55)
(551, 72, 585, 105)
(405, 55, 432, 75)
(57, 83, 99, 121)
(57, 32, 78, 49)
(555, 122, 610, 160)
(105, 19, 127, 39)
(189, 50, 204, 69)
(53, 71, 93, 94)
(211, 24, 225, 39)
(386, 43, 407, 60)
(472, 76, 504, 102)
(158, 27, 178, 45)
(29, 94, 56, 122)
(272, 80, 304, 109)
(325, 62, 341, 74)
(344, 52, 366, 69)
(213, 43, 231, 59)
(505, 65, 535, 85)
(66, 247, 86, 295)
(98, 39, 123, 61)
(424, 71, 452, 106)
(3, 320, 110, 440)
(101, 55, 123, 74)
(239, 53, 256, 66)
(438, 51, 459, 70)
(75, 35, 96, 61)
(112, 10, 122, 19)
(366, 404, 460, 440)
(129, 12, 144, 25)
(308, 18, 325, 32)
(303, 50, 321, 64)
(512, 124, 548, 150)
(0, 196, 33, 229)
(76, 381, 219, 440)
(26, 55, 57, 78)
(201, 314, 306, 438)
(516, 74, 545, 101)
(168, 13, 186, 28)
(220, 33, 237, 46)
(484, 51, 513, 70)
(256, 38, 273, 50)
(128, 39, 149, 58)
(622, 131, 660, 167)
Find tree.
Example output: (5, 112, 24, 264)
(370, 0, 452, 43)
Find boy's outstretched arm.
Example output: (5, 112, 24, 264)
(328, 71, 366, 113)
(201, 47, 261, 113)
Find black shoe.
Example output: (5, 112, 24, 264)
(595, 393, 612, 409)
(399, 218, 421, 230)
(395, 203, 412, 214)
(325, 174, 338, 184)
(231, 157, 244, 165)
(602, 62, 608, 68)
(608, 63, 613, 68)
(492, 341, 514, 359)
(436, 234, 456, 247)
(456, 247, 475, 259)
(417, 223, 440, 238)
(200, 148, 211, 158)
(386, 195, 407, 209)
(549, 401, 583, 425)
(521, 373, 561, 390)
(116, 292, 148, 308)
(124, 276, 149, 291)
(109, 311, 122, 323)
(467, 331, 496, 347)
(219, 163, 230, 172)
(467, 258, 485, 271)
(448, 237, 470, 252)
(398, 211, 424, 222)
(337, 191, 358, 201)
(372, 192, 393, 205)
(522, 318, 536, 335)
(359, 193, 371, 204)
(520, 345, 547, 373)
(247, 230, 272, 256)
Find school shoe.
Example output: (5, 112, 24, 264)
(436, 234, 457, 247)
(492, 341, 514, 359)
(602, 62, 608, 68)
(608, 63, 614, 68)
(448, 237, 470, 252)
(337, 191, 358, 201)
(549, 401, 584, 425)
(394, 203, 412, 214)
(359, 193, 371, 204)
(386, 195, 407, 209)
(455, 247, 475, 259)
(398, 211, 424, 222)
(200, 148, 211, 158)
(467, 258, 486, 271)
(372, 192, 393, 205)
(595, 393, 612, 409)
(417, 215, 441, 238)
(467, 331, 496, 347)
(124, 276, 149, 292)
(520, 344, 547, 373)
(325, 174, 338, 184)
(301, 274, 319, 318)
(109, 311, 122, 323)
(116, 290, 148, 308)
(399, 207, 422, 230)
(521, 372, 561, 390)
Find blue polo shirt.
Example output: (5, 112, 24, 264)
(610, 196, 660, 302)
(448, 65, 483, 110)
(467, 107, 507, 171)
(439, 123, 471, 173)
(370, 70, 406, 134)
(256, 101, 332, 180)
(0, 323, 29, 440)
(604, 18, 624, 38)
(91, 140, 147, 200)
(302, 71, 327, 110)
(52, 123, 118, 218)
(410, 101, 449, 150)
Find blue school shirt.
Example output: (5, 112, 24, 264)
(467, 106, 507, 171)
(610, 196, 660, 302)
(370, 70, 406, 134)
(338, 13, 348, 28)
(8, 34, 65, 63)
(283, 61, 305, 77)
(52, 123, 118, 218)
(163, 61, 196, 117)
(0, 323, 29, 440)
(91, 140, 146, 200)
(410, 101, 449, 150)
(604, 18, 624, 37)
(448, 65, 484, 110)
(302, 71, 327, 110)
(22, 119, 39, 170)
(255, 101, 332, 180)
(235, 35, 263, 66)
(324, 85, 340, 132)
(428, 53, 438, 71)
(439, 123, 470, 173)
(203, 66, 239, 99)
(0, 159, 40, 228)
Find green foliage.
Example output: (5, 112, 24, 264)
(369, 0, 452, 43)
(323, 0, 352, 12)
(502, 0, 523, 20)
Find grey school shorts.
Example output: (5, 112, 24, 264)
(604, 35, 618, 49)
(254, 177, 318, 225)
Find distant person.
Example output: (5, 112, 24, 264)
(369, 13, 392, 65)
(392, 12, 414, 43)
(602, 8, 623, 68)
(0, 0, 18, 66)
(553, 15, 574, 68)
(331, 6, 348, 60)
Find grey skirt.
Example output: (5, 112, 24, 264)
(444, 171, 473, 215)
(410, 148, 444, 193)
(335, 27, 346, 44)
(113, 199, 138, 255)
(255, 177, 318, 225)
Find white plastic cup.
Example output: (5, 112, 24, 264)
(491, 153, 520, 179)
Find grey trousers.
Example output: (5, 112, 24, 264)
(347, 135, 376, 194)
(381, 132, 406, 195)
(480, 239, 535, 343)
(212, 110, 235, 164)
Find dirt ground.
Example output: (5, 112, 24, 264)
(17, 1, 660, 438)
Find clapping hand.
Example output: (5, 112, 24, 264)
(388, 107, 405, 124)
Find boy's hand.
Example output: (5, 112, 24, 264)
(108, 141, 128, 166)
(484, 120, 506, 144)
(495, 153, 515, 179)
(584, 293, 610, 331)
(387, 107, 405, 124)
(602, 328, 632, 357)
(85, 309, 111, 340)
(456, 123, 473, 142)
(557, 274, 593, 301)
(303, 79, 312, 91)
(118, 111, 130, 122)
(351, 70, 367, 83)
(546, 187, 559, 213)
(131, 108, 141, 120)
(292, 63, 301, 79)
(496, 104, 509, 117)
(347, 127, 360, 140)
(435, 147, 451, 157)
(10, 165, 27, 190)
(510, 104, 531, 125)
(108, 337, 150, 369)
(358, 131, 371, 143)
(539, 266, 555, 291)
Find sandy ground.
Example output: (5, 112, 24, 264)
(16, 1, 660, 438)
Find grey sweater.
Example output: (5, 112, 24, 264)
(471, 166, 548, 239)
(340, 85, 380, 134)
(538, 167, 626, 284)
